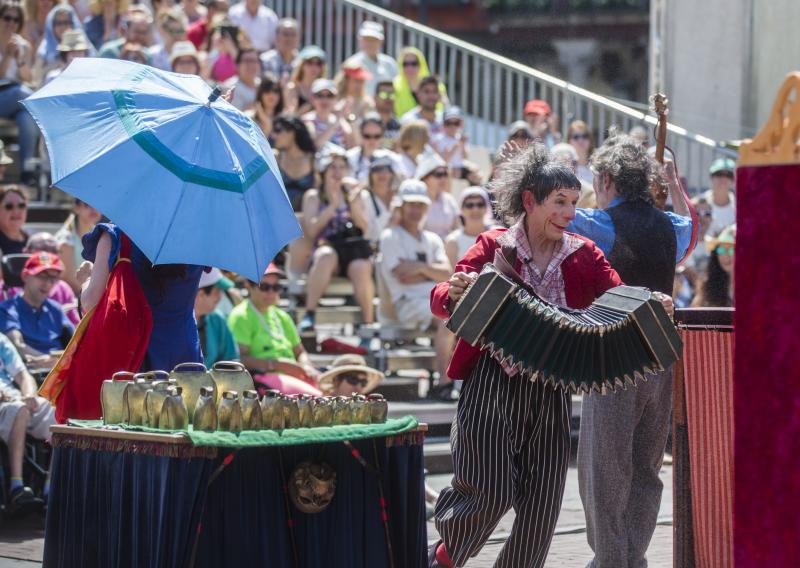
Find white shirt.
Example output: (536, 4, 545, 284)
(379, 225, 447, 303)
(223, 76, 259, 111)
(346, 147, 403, 183)
(424, 191, 459, 238)
(228, 3, 279, 52)
(343, 51, 398, 96)
(702, 189, 736, 236)
(360, 189, 392, 244)
(431, 131, 464, 168)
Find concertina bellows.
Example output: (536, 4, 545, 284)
(446, 264, 683, 393)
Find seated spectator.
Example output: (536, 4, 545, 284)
(195, 268, 239, 367)
(344, 21, 396, 96)
(298, 147, 374, 333)
(226, 0, 276, 53)
(54, 199, 101, 294)
(147, 7, 188, 71)
(227, 263, 321, 396)
(259, 18, 298, 82)
(169, 39, 201, 75)
(346, 113, 390, 183)
(84, 0, 129, 49)
(392, 46, 448, 117)
(249, 74, 284, 139)
(22, 0, 55, 50)
(0, 186, 30, 256)
(567, 119, 594, 184)
(445, 186, 494, 268)
(0, 332, 53, 513)
(0, 140, 12, 181)
(223, 46, 261, 111)
(318, 354, 383, 397)
(0, 252, 75, 367)
(550, 143, 596, 208)
(703, 158, 736, 235)
(416, 153, 459, 238)
(22, 233, 80, 325)
(0, 3, 39, 186)
(373, 80, 401, 145)
(42, 28, 91, 85)
(396, 119, 431, 179)
(32, 3, 81, 85)
(286, 44, 327, 116)
(180, 0, 206, 24)
(505, 120, 533, 148)
(334, 62, 375, 123)
(118, 40, 149, 65)
(378, 180, 453, 389)
(523, 99, 560, 149)
(272, 114, 316, 212)
(360, 150, 399, 245)
(400, 76, 443, 137)
(186, 0, 227, 50)
(692, 224, 735, 307)
(205, 16, 241, 83)
(97, 6, 152, 58)
(431, 106, 482, 185)
(303, 79, 356, 149)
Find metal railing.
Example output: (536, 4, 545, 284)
(270, 0, 735, 190)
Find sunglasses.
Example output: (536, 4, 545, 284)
(338, 374, 368, 387)
(53, 19, 72, 27)
(2, 15, 20, 23)
(444, 120, 462, 127)
(361, 133, 383, 140)
(376, 91, 394, 100)
(715, 245, 734, 256)
(371, 165, 392, 174)
(712, 172, 734, 179)
(3, 202, 26, 211)
(314, 92, 335, 99)
(698, 211, 712, 218)
(429, 170, 448, 179)
(166, 26, 186, 36)
(402, 60, 419, 68)
(571, 133, 590, 140)
(462, 201, 486, 210)
(304, 58, 323, 66)
(257, 282, 283, 292)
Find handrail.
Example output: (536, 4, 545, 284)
(272, 0, 737, 190)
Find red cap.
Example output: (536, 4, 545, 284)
(263, 263, 285, 278)
(22, 251, 64, 277)
(343, 65, 372, 81)
(524, 99, 551, 116)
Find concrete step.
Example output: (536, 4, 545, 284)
(295, 305, 363, 325)
(372, 377, 420, 401)
(423, 436, 453, 474)
(375, 349, 436, 373)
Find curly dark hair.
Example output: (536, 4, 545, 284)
(697, 250, 732, 307)
(273, 114, 316, 154)
(488, 142, 580, 225)
(255, 74, 285, 116)
(590, 133, 656, 205)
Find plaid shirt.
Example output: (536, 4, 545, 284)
(496, 220, 584, 375)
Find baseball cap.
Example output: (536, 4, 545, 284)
(443, 106, 464, 122)
(709, 158, 736, 176)
(369, 149, 397, 172)
(507, 120, 533, 138)
(263, 263, 285, 278)
(458, 186, 490, 208)
(316, 144, 348, 173)
(299, 44, 327, 63)
(358, 21, 384, 41)
(415, 153, 447, 180)
(343, 64, 372, 82)
(523, 99, 551, 116)
(199, 267, 234, 290)
(22, 251, 64, 277)
(397, 179, 431, 205)
(311, 78, 337, 96)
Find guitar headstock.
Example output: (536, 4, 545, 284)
(650, 93, 669, 118)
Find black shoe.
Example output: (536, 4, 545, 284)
(6, 486, 44, 515)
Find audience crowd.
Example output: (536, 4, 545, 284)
(0, 0, 735, 514)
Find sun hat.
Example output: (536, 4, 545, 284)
(358, 21, 384, 41)
(705, 223, 736, 252)
(458, 186, 490, 209)
(169, 40, 200, 66)
(318, 354, 384, 395)
(397, 179, 431, 205)
(316, 144, 348, 173)
(443, 106, 464, 122)
(57, 29, 91, 52)
(299, 44, 327, 63)
(199, 267, 234, 290)
(22, 251, 64, 277)
(523, 99, 551, 116)
(263, 263, 285, 278)
(311, 78, 337, 96)
(369, 149, 397, 172)
(415, 153, 447, 180)
(709, 157, 736, 176)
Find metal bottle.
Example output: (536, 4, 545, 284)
(241, 390, 262, 431)
(260, 389, 283, 430)
(159, 387, 189, 430)
(366, 393, 388, 424)
(312, 397, 334, 427)
(217, 390, 243, 433)
(123, 378, 153, 426)
(193, 386, 218, 431)
(332, 396, 352, 426)
(350, 394, 371, 425)
(297, 394, 314, 428)
(144, 381, 173, 428)
(282, 394, 300, 429)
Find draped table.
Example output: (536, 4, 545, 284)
(43, 417, 427, 568)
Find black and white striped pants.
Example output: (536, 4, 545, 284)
(434, 354, 572, 567)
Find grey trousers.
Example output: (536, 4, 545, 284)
(577, 369, 673, 568)
(434, 354, 572, 568)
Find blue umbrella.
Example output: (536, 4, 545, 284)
(23, 58, 302, 281)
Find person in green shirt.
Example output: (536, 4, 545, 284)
(195, 268, 240, 367)
(227, 264, 321, 395)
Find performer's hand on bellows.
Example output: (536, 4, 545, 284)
(448, 271, 477, 303)
(652, 291, 674, 318)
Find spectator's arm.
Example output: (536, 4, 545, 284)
(13, 368, 38, 400)
(59, 242, 81, 294)
(81, 232, 112, 313)
(293, 343, 320, 383)
(6, 329, 49, 361)
(301, 190, 337, 241)
(347, 189, 370, 233)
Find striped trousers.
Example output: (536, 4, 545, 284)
(434, 354, 572, 567)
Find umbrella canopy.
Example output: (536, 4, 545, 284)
(23, 58, 302, 281)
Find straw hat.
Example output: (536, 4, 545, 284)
(57, 29, 91, 53)
(318, 354, 384, 395)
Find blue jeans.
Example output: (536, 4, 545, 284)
(0, 83, 39, 173)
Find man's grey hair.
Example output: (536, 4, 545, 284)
(590, 134, 656, 205)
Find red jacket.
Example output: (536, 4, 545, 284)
(430, 228, 622, 380)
